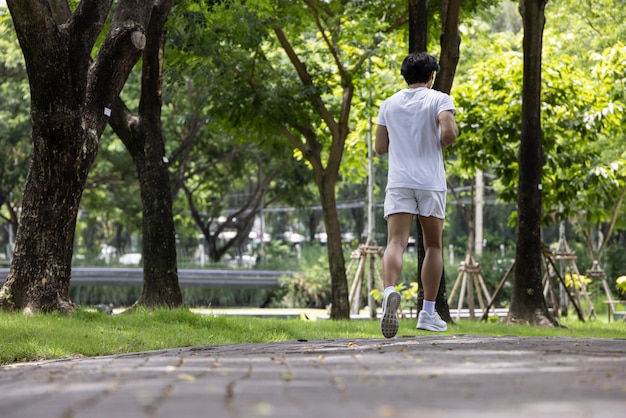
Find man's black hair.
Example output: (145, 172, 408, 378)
(401, 52, 440, 85)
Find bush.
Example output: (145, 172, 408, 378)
(370, 281, 419, 313)
(604, 243, 626, 294)
(616, 276, 626, 298)
(277, 255, 331, 309)
(473, 250, 515, 306)
(564, 273, 591, 290)
(70, 286, 275, 308)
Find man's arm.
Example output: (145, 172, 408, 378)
(439, 110, 458, 148)
(375, 124, 389, 155)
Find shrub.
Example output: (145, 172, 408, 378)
(277, 255, 331, 309)
(564, 273, 591, 290)
(616, 276, 626, 298)
(370, 281, 419, 312)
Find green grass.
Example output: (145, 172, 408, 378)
(1, 308, 625, 366)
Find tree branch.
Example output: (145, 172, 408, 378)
(87, 0, 152, 135)
(302, 0, 347, 85)
(47, 0, 72, 24)
(272, 26, 339, 138)
(6, 0, 63, 72)
(67, 0, 113, 49)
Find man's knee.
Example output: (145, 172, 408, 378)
(424, 243, 442, 253)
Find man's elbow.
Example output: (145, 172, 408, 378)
(440, 130, 457, 148)
(374, 125, 389, 155)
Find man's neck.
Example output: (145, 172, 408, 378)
(408, 82, 430, 89)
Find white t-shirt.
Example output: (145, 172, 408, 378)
(376, 87, 456, 192)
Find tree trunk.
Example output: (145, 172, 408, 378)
(0, 0, 151, 313)
(507, 0, 555, 326)
(408, 0, 428, 53)
(272, 23, 353, 319)
(433, 0, 461, 94)
(318, 173, 350, 319)
(136, 149, 182, 307)
(109, 0, 183, 309)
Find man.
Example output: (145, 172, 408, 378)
(375, 52, 458, 338)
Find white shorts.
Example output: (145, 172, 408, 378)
(383, 188, 446, 220)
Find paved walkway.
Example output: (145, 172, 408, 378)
(1, 335, 624, 418)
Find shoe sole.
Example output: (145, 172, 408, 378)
(416, 315, 447, 332)
(416, 323, 447, 332)
(380, 292, 401, 338)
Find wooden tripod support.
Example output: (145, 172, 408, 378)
(479, 245, 589, 323)
(347, 244, 383, 316)
(586, 260, 617, 315)
(447, 252, 493, 320)
(547, 237, 596, 320)
(540, 246, 584, 321)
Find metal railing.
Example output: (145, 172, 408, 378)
(0, 268, 291, 289)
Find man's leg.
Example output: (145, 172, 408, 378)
(382, 213, 414, 289)
(416, 215, 447, 331)
(417, 215, 444, 301)
(380, 213, 413, 338)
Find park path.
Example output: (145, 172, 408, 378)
(1, 335, 624, 418)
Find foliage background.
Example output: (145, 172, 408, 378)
(0, 1, 625, 310)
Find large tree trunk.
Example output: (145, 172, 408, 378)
(112, 102, 183, 308)
(408, 0, 428, 53)
(433, 0, 461, 94)
(273, 23, 353, 319)
(0, 0, 151, 313)
(275, 123, 351, 319)
(507, 0, 555, 326)
(318, 173, 350, 319)
(294, 118, 350, 319)
(136, 146, 182, 307)
(109, 0, 183, 308)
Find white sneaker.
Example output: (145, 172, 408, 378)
(380, 291, 401, 338)
(416, 310, 447, 332)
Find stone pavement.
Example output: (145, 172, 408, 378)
(1, 335, 625, 418)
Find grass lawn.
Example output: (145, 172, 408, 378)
(1, 308, 625, 366)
